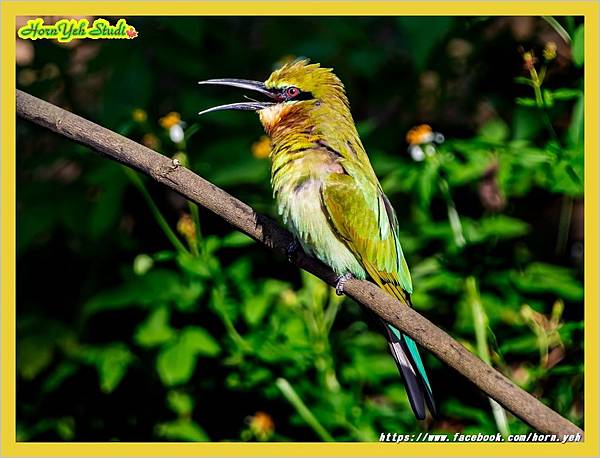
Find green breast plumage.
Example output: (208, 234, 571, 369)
(270, 146, 367, 279)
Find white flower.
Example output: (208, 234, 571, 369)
(169, 124, 185, 143)
(409, 144, 425, 161)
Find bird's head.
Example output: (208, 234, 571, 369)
(198, 59, 351, 135)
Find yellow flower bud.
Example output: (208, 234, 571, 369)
(248, 411, 274, 441)
(543, 41, 557, 61)
(132, 108, 147, 123)
(176, 213, 196, 244)
(251, 135, 271, 159)
(522, 51, 537, 70)
(159, 112, 181, 129)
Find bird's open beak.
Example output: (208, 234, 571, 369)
(197, 78, 278, 116)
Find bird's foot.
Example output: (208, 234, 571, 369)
(286, 239, 301, 262)
(335, 273, 354, 296)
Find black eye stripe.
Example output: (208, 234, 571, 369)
(280, 87, 315, 101)
(296, 91, 314, 101)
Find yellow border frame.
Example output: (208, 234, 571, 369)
(2, 2, 598, 457)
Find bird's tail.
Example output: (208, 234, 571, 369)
(381, 320, 436, 420)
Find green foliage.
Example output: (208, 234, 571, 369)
(572, 25, 584, 68)
(155, 326, 220, 386)
(78, 343, 135, 393)
(16, 15, 583, 441)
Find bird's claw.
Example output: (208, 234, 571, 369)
(335, 273, 354, 296)
(286, 239, 301, 261)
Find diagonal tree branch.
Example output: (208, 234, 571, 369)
(15, 89, 583, 438)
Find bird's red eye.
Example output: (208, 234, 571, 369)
(285, 86, 300, 98)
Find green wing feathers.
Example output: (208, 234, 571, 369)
(320, 173, 412, 293)
(321, 172, 435, 418)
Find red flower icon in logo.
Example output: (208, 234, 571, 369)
(126, 27, 138, 39)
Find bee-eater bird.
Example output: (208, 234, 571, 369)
(198, 59, 435, 420)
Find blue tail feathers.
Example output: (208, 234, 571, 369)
(384, 322, 436, 419)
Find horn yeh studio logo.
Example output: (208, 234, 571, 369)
(17, 18, 138, 43)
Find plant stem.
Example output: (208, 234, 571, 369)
(212, 286, 251, 353)
(124, 167, 189, 254)
(529, 66, 561, 146)
(187, 201, 202, 257)
(542, 16, 572, 44)
(303, 287, 341, 393)
(438, 177, 466, 248)
(466, 277, 510, 438)
(338, 416, 376, 442)
(276, 378, 334, 442)
(555, 195, 573, 255)
(323, 292, 343, 335)
(438, 170, 510, 436)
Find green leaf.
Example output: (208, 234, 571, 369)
(512, 107, 545, 140)
(551, 88, 582, 101)
(155, 419, 209, 441)
(41, 362, 78, 393)
(571, 25, 584, 67)
(514, 76, 534, 87)
(243, 280, 285, 326)
(244, 296, 270, 327)
(417, 159, 440, 209)
(464, 216, 530, 243)
(550, 161, 583, 196)
(445, 158, 492, 186)
(17, 320, 72, 381)
(499, 335, 539, 355)
(204, 236, 222, 255)
(558, 321, 584, 347)
(174, 281, 206, 312)
(17, 335, 54, 380)
(542, 89, 555, 108)
(98, 349, 133, 393)
(478, 119, 509, 142)
(342, 352, 398, 384)
(176, 252, 211, 278)
(221, 231, 255, 248)
(167, 390, 194, 416)
(511, 263, 583, 302)
(513, 147, 554, 168)
(180, 327, 221, 357)
(567, 94, 584, 147)
(380, 166, 419, 194)
(156, 340, 197, 386)
(83, 269, 186, 316)
(515, 97, 537, 107)
(156, 327, 220, 386)
(414, 270, 464, 295)
(444, 398, 495, 426)
(80, 343, 134, 393)
(133, 254, 154, 275)
(134, 307, 175, 348)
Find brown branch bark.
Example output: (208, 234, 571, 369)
(15, 89, 584, 438)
